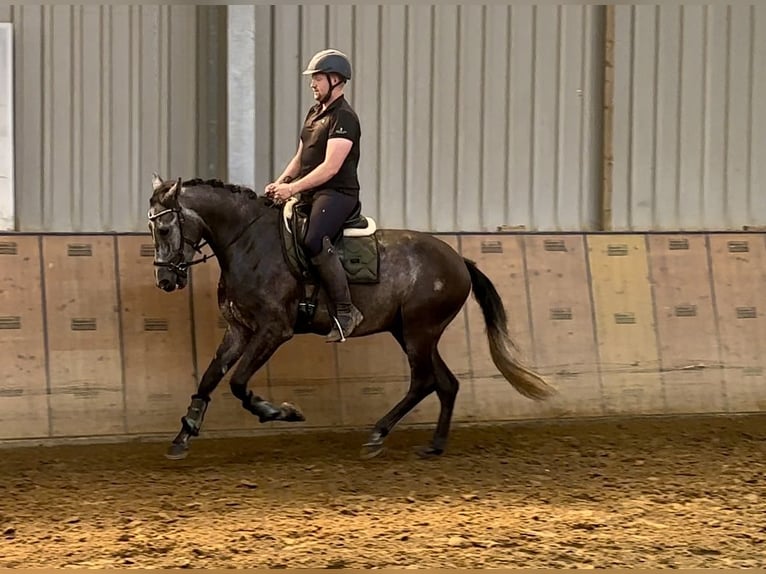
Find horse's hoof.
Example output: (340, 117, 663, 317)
(165, 443, 189, 460)
(279, 402, 306, 422)
(360, 443, 385, 459)
(415, 445, 444, 458)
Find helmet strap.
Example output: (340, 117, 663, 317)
(320, 72, 344, 105)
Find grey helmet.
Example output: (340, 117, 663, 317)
(302, 49, 352, 81)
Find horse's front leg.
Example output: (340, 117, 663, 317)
(228, 328, 306, 424)
(166, 323, 251, 460)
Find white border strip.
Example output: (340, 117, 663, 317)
(0, 23, 14, 231)
(226, 7, 256, 190)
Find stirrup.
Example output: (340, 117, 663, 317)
(328, 316, 349, 343)
(326, 306, 362, 343)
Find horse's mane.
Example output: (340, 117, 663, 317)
(183, 178, 259, 200)
(152, 177, 281, 210)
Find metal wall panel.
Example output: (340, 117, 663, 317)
(611, 5, 766, 230)
(5, 5, 199, 232)
(228, 5, 604, 232)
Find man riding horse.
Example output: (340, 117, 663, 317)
(147, 49, 555, 461)
(265, 49, 364, 343)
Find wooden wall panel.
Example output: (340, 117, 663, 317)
(42, 236, 124, 436)
(0, 236, 49, 439)
(587, 235, 663, 414)
(117, 236, 196, 434)
(0, 231, 761, 445)
(337, 333, 410, 428)
(460, 235, 538, 421)
(268, 334, 341, 429)
(525, 234, 603, 417)
(647, 235, 725, 413)
(708, 234, 766, 412)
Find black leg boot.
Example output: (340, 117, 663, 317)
(310, 236, 364, 342)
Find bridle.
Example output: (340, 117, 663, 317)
(148, 202, 264, 278)
(147, 206, 213, 278)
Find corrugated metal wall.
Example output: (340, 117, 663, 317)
(228, 5, 605, 233)
(0, 5, 201, 232)
(4, 5, 763, 233)
(611, 5, 766, 230)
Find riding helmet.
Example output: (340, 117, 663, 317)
(302, 49, 352, 81)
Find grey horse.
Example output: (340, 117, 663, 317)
(147, 175, 554, 460)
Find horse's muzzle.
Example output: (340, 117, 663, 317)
(156, 267, 186, 292)
(158, 278, 176, 292)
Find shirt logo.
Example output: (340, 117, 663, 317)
(335, 127, 347, 135)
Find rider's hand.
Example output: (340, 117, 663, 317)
(271, 183, 295, 202)
(264, 182, 278, 197)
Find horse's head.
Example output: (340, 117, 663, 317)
(148, 173, 207, 292)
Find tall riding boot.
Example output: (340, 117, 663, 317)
(310, 236, 364, 342)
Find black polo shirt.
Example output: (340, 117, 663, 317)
(298, 95, 361, 197)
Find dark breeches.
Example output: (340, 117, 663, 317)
(303, 189, 359, 256)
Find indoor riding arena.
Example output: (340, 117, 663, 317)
(1, 5, 765, 569)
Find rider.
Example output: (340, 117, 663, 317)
(265, 49, 364, 343)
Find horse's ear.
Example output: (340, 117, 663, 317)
(152, 173, 164, 191)
(162, 177, 182, 205)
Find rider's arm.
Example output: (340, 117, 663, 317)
(276, 141, 304, 184)
(290, 138, 352, 194)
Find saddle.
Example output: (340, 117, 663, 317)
(279, 195, 381, 329)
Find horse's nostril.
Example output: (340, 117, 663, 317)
(159, 279, 173, 290)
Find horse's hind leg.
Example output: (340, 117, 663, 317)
(361, 329, 437, 458)
(167, 324, 251, 460)
(417, 349, 460, 457)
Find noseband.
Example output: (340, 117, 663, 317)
(148, 207, 213, 277)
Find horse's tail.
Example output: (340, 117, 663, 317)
(464, 258, 556, 401)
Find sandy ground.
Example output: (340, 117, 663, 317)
(0, 413, 764, 568)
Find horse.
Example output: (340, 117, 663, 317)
(147, 174, 555, 460)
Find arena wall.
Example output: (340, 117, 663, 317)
(0, 5, 225, 232)
(610, 5, 766, 231)
(1, 5, 764, 445)
(1, 231, 763, 444)
(2, 5, 763, 234)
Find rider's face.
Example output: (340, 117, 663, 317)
(310, 73, 330, 101)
